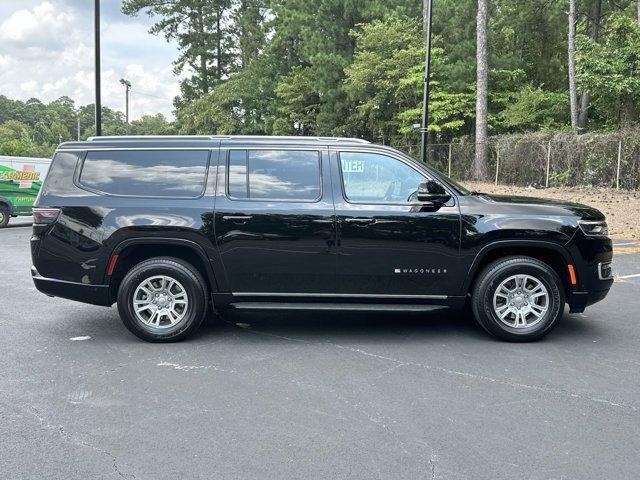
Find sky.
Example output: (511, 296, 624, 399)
(0, 0, 181, 119)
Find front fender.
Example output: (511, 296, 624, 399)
(460, 239, 575, 294)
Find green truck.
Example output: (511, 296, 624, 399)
(0, 155, 51, 228)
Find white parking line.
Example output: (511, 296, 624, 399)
(614, 242, 639, 247)
(617, 273, 640, 279)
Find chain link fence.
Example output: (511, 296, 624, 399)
(396, 132, 640, 190)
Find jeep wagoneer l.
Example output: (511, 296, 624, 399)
(31, 136, 613, 342)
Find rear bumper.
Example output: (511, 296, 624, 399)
(31, 266, 112, 307)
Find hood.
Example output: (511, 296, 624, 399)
(477, 193, 605, 221)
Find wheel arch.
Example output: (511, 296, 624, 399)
(106, 238, 219, 303)
(0, 196, 12, 210)
(463, 240, 575, 298)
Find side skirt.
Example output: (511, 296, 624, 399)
(229, 302, 448, 313)
(212, 292, 467, 311)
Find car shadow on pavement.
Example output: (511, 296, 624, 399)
(215, 308, 481, 339)
(193, 310, 606, 344)
(54, 304, 605, 346)
(191, 307, 606, 345)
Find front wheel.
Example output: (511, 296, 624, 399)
(117, 257, 208, 342)
(471, 256, 565, 342)
(0, 205, 9, 228)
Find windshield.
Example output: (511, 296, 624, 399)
(428, 169, 471, 195)
(392, 147, 471, 195)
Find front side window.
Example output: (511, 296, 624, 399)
(227, 150, 321, 201)
(339, 152, 426, 203)
(79, 150, 209, 198)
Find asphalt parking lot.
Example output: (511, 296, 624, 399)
(1, 221, 640, 480)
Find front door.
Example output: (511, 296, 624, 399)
(331, 149, 461, 297)
(214, 147, 336, 294)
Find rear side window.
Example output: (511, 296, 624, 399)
(227, 149, 321, 201)
(39, 152, 80, 198)
(79, 150, 209, 198)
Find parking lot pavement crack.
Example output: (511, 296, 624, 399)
(233, 324, 639, 414)
(17, 403, 136, 479)
(332, 344, 639, 414)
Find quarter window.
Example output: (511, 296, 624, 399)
(227, 150, 321, 201)
(79, 150, 209, 198)
(339, 152, 426, 203)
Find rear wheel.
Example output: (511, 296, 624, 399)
(471, 256, 564, 342)
(117, 257, 208, 342)
(0, 205, 9, 228)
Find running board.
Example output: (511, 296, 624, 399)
(229, 302, 447, 312)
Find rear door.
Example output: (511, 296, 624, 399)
(331, 148, 461, 297)
(213, 146, 336, 295)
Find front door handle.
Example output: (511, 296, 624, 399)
(344, 217, 376, 225)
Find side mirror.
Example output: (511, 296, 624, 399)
(416, 180, 452, 205)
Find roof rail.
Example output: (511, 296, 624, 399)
(87, 135, 370, 144)
(87, 135, 213, 141)
(210, 135, 370, 143)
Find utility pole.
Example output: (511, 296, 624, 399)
(420, 0, 433, 164)
(120, 79, 132, 134)
(77, 111, 81, 141)
(94, 0, 102, 136)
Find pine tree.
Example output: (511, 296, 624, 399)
(473, 0, 489, 180)
(568, 0, 579, 133)
(578, 0, 602, 131)
(122, 0, 233, 105)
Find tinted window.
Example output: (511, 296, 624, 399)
(339, 152, 425, 203)
(227, 150, 321, 201)
(228, 150, 249, 198)
(40, 152, 82, 198)
(80, 150, 209, 198)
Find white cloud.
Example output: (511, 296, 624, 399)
(0, 1, 74, 47)
(20, 81, 38, 94)
(0, 1, 179, 119)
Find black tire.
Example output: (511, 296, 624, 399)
(471, 256, 564, 342)
(0, 204, 9, 228)
(117, 257, 208, 342)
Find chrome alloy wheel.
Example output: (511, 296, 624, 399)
(492, 274, 549, 328)
(133, 275, 189, 329)
(0, 210, 5, 224)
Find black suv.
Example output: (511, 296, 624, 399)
(31, 136, 613, 342)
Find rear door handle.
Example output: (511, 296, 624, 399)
(344, 217, 376, 225)
(222, 215, 253, 223)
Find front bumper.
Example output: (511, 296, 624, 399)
(31, 266, 112, 307)
(566, 232, 614, 313)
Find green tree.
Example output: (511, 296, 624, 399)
(496, 87, 569, 131)
(122, 0, 234, 105)
(130, 114, 175, 135)
(230, 0, 267, 70)
(577, 13, 640, 128)
(342, 15, 423, 143)
(273, 66, 321, 135)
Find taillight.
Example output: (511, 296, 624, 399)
(33, 208, 60, 224)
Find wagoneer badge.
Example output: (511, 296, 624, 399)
(394, 268, 447, 274)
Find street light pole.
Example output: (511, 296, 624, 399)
(420, 0, 434, 164)
(94, 0, 102, 136)
(120, 79, 132, 134)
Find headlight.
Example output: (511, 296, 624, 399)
(578, 220, 609, 237)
